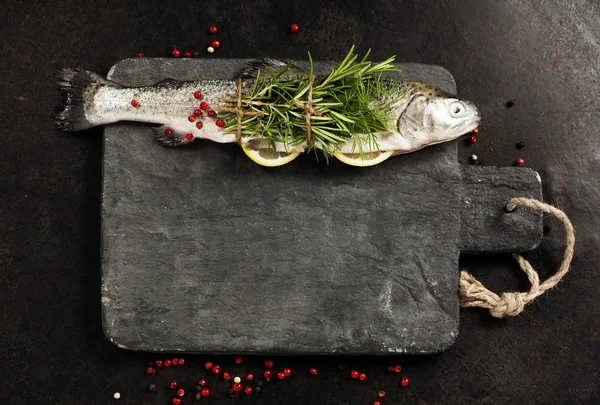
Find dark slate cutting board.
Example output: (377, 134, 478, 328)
(101, 58, 543, 354)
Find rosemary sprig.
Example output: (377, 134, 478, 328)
(221, 46, 404, 159)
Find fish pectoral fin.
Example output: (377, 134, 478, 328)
(241, 58, 307, 80)
(151, 125, 194, 147)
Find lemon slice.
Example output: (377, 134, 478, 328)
(333, 150, 394, 167)
(241, 144, 300, 167)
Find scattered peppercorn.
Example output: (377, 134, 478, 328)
(359, 373, 367, 381)
(309, 368, 318, 376)
(176, 388, 185, 397)
(164, 359, 172, 367)
(211, 40, 220, 49)
(283, 368, 292, 377)
(113, 392, 121, 400)
(387, 366, 394, 372)
(155, 360, 163, 368)
(172, 49, 181, 58)
(135, 53, 144, 58)
(148, 383, 157, 392)
(351, 370, 359, 379)
(227, 388, 236, 398)
(277, 371, 285, 380)
(131, 99, 139, 108)
(466, 134, 477, 145)
(198, 379, 207, 386)
(516, 158, 525, 167)
(516, 141, 525, 149)
(235, 357, 243, 364)
(209, 25, 218, 34)
(373, 402, 381, 405)
(472, 127, 479, 134)
(246, 373, 254, 381)
(378, 390, 386, 397)
(212, 365, 221, 374)
(506, 100, 515, 108)
(192, 51, 200, 58)
(256, 380, 263, 387)
(244, 386, 253, 395)
(201, 388, 210, 397)
(400, 377, 410, 387)
(255, 386, 262, 393)
(223, 372, 232, 380)
(232, 383, 243, 392)
(171, 398, 181, 405)
(184, 51, 192, 58)
(146, 366, 156, 375)
(207, 46, 215, 54)
(470, 154, 478, 164)
(264, 370, 272, 381)
(169, 381, 178, 390)
(290, 23, 299, 33)
(265, 360, 274, 368)
(543, 225, 552, 234)
(194, 385, 203, 392)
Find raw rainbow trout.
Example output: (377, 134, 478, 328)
(54, 58, 480, 160)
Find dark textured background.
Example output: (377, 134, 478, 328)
(1, 0, 598, 404)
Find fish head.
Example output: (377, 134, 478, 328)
(395, 82, 480, 148)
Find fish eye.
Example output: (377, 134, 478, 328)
(449, 101, 467, 118)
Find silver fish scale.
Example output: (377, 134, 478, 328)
(92, 80, 243, 123)
(89, 79, 262, 146)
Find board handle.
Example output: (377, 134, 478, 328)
(460, 166, 543, 254)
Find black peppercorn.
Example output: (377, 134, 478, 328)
(228, 388, 236, 398)
(506, 100, 515, 108)
(516, 141, 525, 149)
(387, 365, 394, 372)
(256, 380, 263, 387)
(194, 385, 203, 392)
(255, 386, 262, 393)
(148, 383, 157, 392)
(338, 364, 346, 370)
(543, 225, 552, 234)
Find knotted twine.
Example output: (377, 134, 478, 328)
(212, 79, 264, 144)
(213, 77, 321, 145)
(459, 198, 575, 318)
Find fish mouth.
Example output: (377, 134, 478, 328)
(468, 117, 481, 133)
(468, 118, 481, 132)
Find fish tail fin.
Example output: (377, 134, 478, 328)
(53, 68, 118, 132)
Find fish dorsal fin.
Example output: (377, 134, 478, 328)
(241, 58, 307, 79)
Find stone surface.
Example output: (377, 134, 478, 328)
(101, 59, 542, 354)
